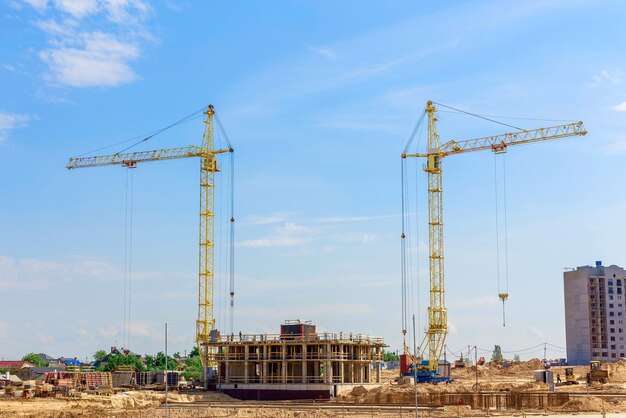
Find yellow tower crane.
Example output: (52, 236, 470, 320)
(401, 100, 586, 377)
(66, 105, 233, 384)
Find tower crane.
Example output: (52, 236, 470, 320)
(401, 100, 586, 382)
(66, 105, 233, 385)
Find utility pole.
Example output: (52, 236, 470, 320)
(544, 342, 547, 361)
(165, 323, 170, 418)
(474, 346, 478, 389)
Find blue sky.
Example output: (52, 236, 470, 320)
(1, 0, 625, 362)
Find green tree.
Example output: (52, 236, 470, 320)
(491, 345, 503, 363)
(173, 352, 181, 359)
(93, 350, 107, 362)
(100, 353, 145, 372)
(189, 346, 200, 357)
(182, 356, 203, 381)
(22, 353, 47, 367)
(144, 352, 178, 371)
(382, 351, 399, 362)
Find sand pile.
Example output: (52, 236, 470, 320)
(607, 359, 626, 382)
(557, 395, 620, 412)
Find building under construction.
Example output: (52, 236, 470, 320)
(204, 320, 386, 400)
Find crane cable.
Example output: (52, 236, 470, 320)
(494, 153, 510, 327)
(76, 106, 208, 157)
(400, 158, 408, 351)
(400, 107, 427, 355)
(215, 113, 235, 334)
(122, 167, 135, 349)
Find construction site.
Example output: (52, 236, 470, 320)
(3, 2, 626, 417)
(2, 99, 626, 417)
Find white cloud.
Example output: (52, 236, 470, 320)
(527, 325, 544, 339)
(102, 0, 150, 24)
(0, 112, 30, 142)
(40, 31, 140, 87)
(316, 214, 396, 223)
(0, 322, 9, 339)
(600, 138, 626, 155)
(244, 212, 292, 225)
(238, 222, 315, 248)
(309, 46, 337, 58)
(24, 0, 151, 88)
(54, 0, 99, 18)
(334, 232, 376, 244)
(22, 0, 48, 11)
(98, 324, 118, 338)
(0, 255, 122, 290)
(611, 101, 626, 112)
(589, 69, 623, 88)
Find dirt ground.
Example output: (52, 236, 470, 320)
(3, 359, 626, 417)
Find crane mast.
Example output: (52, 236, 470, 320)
(402, 100, 586, 376)
(424, 101, 446, 372)
(67, 105, 232, 384)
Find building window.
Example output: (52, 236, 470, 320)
(612, 353, 617, 358)
(610, 295, 615, 300)
(603, 352, 608, 356)
(611, 345, 616, 349)
(611, 312, 615, 317)
(610, 288, 615, 294)
(619, 288, 623, 294)
(611, 337, 616, 341)
(619, 279, 623, 286)
(611, 328, 616, 333)
(610, 304, 615, 308)
(611, 320, 615, 325)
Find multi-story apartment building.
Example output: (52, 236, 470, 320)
(564, 261, 626, 365)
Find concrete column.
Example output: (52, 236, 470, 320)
(262, 345, 268, 384)
(327, 360, 332, 384)
(301, 343, 307, 383)
(340, 344, 345, 383)
(375, 347, 381, 383)
(282, 344, 287, 383)
(224, 347, 230, 384)
(244, 345, 249, 383)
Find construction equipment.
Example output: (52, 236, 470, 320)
(401, 100, 587, 383)
(66, 105, 233, 385)
(564, 367, 578, 385)
(587, 360, 608, 384)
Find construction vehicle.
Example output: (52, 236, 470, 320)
(586, 360, 608, 384)
(564, 367, 579, 385)
(67, 105, 234, 386)
(454, 355, 465, 368)
(400, 101, 587, 383)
